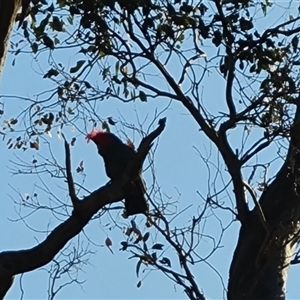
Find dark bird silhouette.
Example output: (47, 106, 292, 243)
(86, 129, 148, 216)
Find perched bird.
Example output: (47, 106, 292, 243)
(86, 129, 148, 216)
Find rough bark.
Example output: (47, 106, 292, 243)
(0, 118, 166, 298)
(228, 107, 300, 300)
(0, 0, 21, 78)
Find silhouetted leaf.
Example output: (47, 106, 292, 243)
(51, 16, 64, 32)
(102, 121, 110, 132)
(151, 252, 157, 262)
(107, 117, 117, 125)
(159, 257, 171, 267)
(136, 259, 142, 277)
(152, 243, 164, 250)
(143, 232, 150, 242)
(70, 60, 86, 73)
(139, 91, 147, 102)
(43, 68, 59, 78)
(292, 36, 299, 52)
(42, 35, 54, 49)
(120, 241, 128, 251)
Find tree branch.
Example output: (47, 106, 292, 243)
(214, 0, 236, 118)
(0, 0, 22, 77)
(63, 136, 79, 209)
(243, 181, 270, 234)
(0, 118, 166, 298)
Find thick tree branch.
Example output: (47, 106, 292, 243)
(125, 11, 249, 223)
(0, 118, 166, 298)
(243, 181, 270, 234)
(228, 106, 300, 299)
(128, 18, 249, 221)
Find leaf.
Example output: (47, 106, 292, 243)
(120, 241, 128, 251)
(151, 252, 157, 262)
(212, 30, 222, 47)
(105, 237, 114, 254)
(136, 259, 142, 277)
(124, 227, 133, 236)
(143, 242, 148, 252)
(76, 160, 84, 173)
(30, 141, 39, 150)
(292, 36, 299, 52)
(67, 107, 74, 115)
(57, 0, 67, 8)
(43, 68, 59, 78)
(139, 91, 147, 102)
(51, 16, 64, 32)
(137, 280, 142, 288)
(152, 243, 164, 250)
(41, 113, 54, 124)
(239, 60, 244, 70)
(48, 3, 55, 12)
(31, 42, 38, 53)
(115, 60, 120, 75)
(71, 137, 76, 146)
(102, 121, 110, 132)
(70, 60, 86, 73)
(131, 220, 137, 229)
(107, 117, 117, 125)
(42, 35, 54, 49)
(112, 75, 121, 84)
(67, 15, 74, 25)
(105, 237, 112, 247)
(84, 81, 92, 89)
(10, 118, 18, 125)
(159, 257, 171, 267)
(143, 232, 150, 242)
(249, 64, 256, 73)
(54, 37, 60, 45)
(239, 17, 253, 31)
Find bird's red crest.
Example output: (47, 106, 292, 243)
(86, 129, 111, 146)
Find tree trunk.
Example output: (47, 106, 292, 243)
(228, 107, 300, 300)
(0, 0, 21, 78)
(0, 0, 22, 297)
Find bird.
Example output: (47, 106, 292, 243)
(86, 129, 148, 216)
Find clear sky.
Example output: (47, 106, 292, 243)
(1, 1, 300, 299)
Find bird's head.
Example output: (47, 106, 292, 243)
(86, 129, 114, 147)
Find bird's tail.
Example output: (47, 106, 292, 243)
(124, 177, 148, 216)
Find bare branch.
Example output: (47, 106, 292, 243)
(0, 118, 166, 298)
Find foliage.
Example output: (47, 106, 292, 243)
(3, 0, 300, 298)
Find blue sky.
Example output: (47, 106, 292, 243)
(1, 1, 300, 299)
